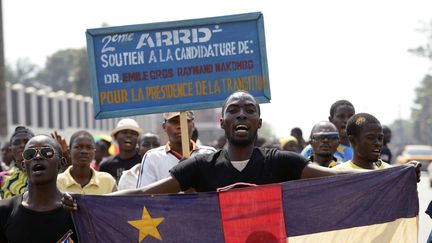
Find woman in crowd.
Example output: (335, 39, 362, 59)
(57, 130, 117, 195)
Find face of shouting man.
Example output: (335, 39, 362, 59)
(220, 91, 262, 147)
(22, 135, 63, 185)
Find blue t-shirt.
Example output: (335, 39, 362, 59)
(301, 144, 353, 162)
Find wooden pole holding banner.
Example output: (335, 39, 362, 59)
(180, 111, 190, 159)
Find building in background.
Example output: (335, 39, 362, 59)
(0, 82, 222, 147)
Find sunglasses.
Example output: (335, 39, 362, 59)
(312, 134, 339, 141)
(22, 147, 57, 161)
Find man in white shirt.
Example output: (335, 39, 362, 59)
(136, 111, 215, 188)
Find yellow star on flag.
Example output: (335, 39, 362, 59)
(128, 207, 165, 242)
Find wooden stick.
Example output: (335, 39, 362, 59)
(180, 111, 190, 158)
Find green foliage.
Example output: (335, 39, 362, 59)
(402, 20, 432, 146)
(411, 75, 432, 145)
(36, 49, 74, 91)
(5, 58, 38, 84)
(4, 62, 17, 83)
(391, 20, 432, 147)
(408, 20, 432, 60)
(389, 119, 416, 148)
(69, 48, 90, 95)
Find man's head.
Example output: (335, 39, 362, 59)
(290, 128, 303, 140)
(10, 126, 35, 166)
(310, 121, 339, 157)
(69, 130, 96, 168)
(95, 141, 109, 163)
(328, 100, 355, 142)
(191, 128, 199, 143)
(347, 113, 383, 163)
(111, 118, 143, 153)
(220, 91, 262, 146)
(1, 142, 13, 165)
(162, 111, 194, 145)
(22, 135, 64, 185)
(137, 133, 161, 157)
(382, 125, 392, 145)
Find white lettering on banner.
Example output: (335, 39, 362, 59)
(135, 27, 214, 49)
(101, 51, 145, 68)
(101, 33, 135, 53)
(175, 42, 238, 60)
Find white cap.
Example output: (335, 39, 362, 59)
(110, 118, 143, 138)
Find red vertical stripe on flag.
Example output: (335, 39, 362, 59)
(218, 183, 287, 243)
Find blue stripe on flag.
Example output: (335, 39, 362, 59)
(282, 165, 418, 236)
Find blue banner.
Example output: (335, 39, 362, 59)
(86, 12, 270, 119)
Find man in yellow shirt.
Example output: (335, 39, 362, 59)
(333, 113, 395, 171)
(57, 130, 116, 195)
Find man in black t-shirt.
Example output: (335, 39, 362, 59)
(100, 118, 143, 182)
(103, 91, 353, 195)
(0, 135, 78, 242)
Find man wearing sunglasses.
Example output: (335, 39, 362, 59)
(0, 126, 34, 199)
(308, 121, 340, 168)
(301, 100, 355, 162)
(0, 135, 78, 242)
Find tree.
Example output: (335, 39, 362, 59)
(405, 20, 432, 145)
(69, 48, 90, 95)
(411, 75, 432, 145)
(408, 20, 432, 60)
(390, 20, 432, 147)
(36, 48, 90, 95)
(5, 58, 38, 84)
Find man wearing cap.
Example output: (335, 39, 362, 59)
(136, 111, 216, 188)
(100, 118, 143, 182)
(308, 121, 340, 168)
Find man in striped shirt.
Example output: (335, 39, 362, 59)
(136, 111, 215, 188)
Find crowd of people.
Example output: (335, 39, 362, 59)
(0, 90, 422, 242)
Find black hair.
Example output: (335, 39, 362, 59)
(382, 125, 391, 133)
(346, 113, 381, 138)
(309, 121, 338, 139)
(329, 100, 355, 118)
(9, 126, 34, 143)
(99, 138, 111, 148)
(69, 130, 95, 149)
(290, 127, 303, 136)
(221, 90, 261, 117)
(191, 128, 199, 142)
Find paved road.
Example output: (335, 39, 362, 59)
(419, 172, 431, 243)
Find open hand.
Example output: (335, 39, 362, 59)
(51, 131, 71, 170)
(406, 160, 421, 183)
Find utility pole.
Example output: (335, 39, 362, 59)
(0, 0, 7, 139)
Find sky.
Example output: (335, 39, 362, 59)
(2, 0, 432, 138)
